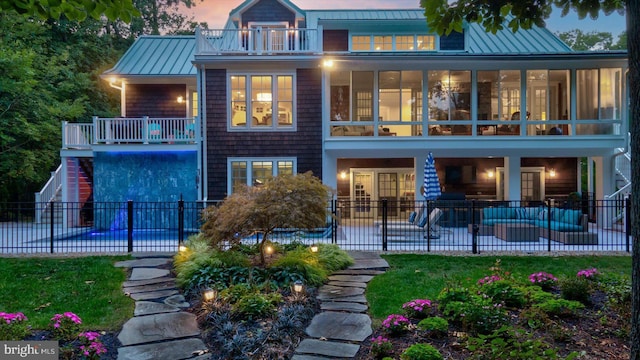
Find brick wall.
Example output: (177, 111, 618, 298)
(125, 84, 186, 117)
(205, 68, 323, 200)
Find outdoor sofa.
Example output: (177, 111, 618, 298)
(469, 206, 597, 244)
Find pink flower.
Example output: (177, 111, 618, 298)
(577, 268, 598, 278)
(477, 275, 501, 286)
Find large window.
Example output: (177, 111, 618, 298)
(576, 68, 621, 135)
(428, 70, 471, 120)
(229, 74, 294, 130)
(228, 158, 296, 194)
(351, 34, 436, 51)
(525, 70, 570, 135)
(378, 71, 422, 122)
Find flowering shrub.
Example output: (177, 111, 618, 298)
(50, 312, 82, 341)
(528, 272, 558, 290)
(402, 299, 433, 319)
(370, 335, 393, 358)
(476, 275, 501, 286)
(77, 331, 107, 360)
(382, 314, 411, 335)
(577, 268, 598, 279)
(0, 312, 29, 340)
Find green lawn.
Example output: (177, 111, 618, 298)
(0, 256, 134, 330)
(366, 254, 632, 319)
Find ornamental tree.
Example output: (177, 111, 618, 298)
(421, 1, 638, 358)
(201, 172, 333, 265)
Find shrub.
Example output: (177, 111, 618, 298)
(370, 336, 393, 359)
(271, 250, 327, 286)
(576, 268, 599, 279)
(417, 317, 449, 337)
(477, 275, 501, 286)
(441, 295, 508, 335)
(479, 280, 526, 308)
(232, 292, 281, 320)
(436, 285, 472, 308)
(519, 307, 550, 329)
(533, 298, 585, 317)
(316, 243, 354, 272)
(521, 286, 557, 305)
(400, 343, 443, 360)
(381, 314, 411, 335)
(50, 312, 82, 341)
(0, 312, 29, 340)
(77, 331, 107, 360)
(528, 272, 558, 290)
(599, 273, 632, 317)
(558, 276, 592, 304)
(402, 299, 434, 319)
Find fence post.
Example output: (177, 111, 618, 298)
(381, 199, 387, 251)
(178, 199, 185, 247)
(471, 200, 478, 254)
(331, 199, 338, 245)
(50, 201, 55, 254)
(546, 199, 552, 252)
(127, 200, 134, 253)
(625, 195, 631, 253)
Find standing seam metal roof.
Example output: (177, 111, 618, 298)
(103, 35, 196, 77)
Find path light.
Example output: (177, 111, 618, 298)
(203, 287, 216, 302)
(178, 243, 188, 252)
(293, 280, 304, 294)
(310, 244, 319, 253)
(265, 245, 274, 255)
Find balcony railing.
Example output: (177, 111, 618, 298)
(62, 117, 197, 149)
(196, 27, 320, 55)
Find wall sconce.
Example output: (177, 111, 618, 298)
(203, 287, 217, 302)
(486, 170, 494, 179)
(310, 244, 318, 253)
(339, 171, 347, 180)
(322, 59, 334, 68)
(549, 169, 556, 178)
(177, 95, 184, 104)
(108, 77, 122, 90)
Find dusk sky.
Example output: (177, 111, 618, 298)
(182, 0, 627, 37)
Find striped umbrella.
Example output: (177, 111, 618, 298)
(423, 152, 442, 200)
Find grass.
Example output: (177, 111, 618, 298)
(367, 254, 632, 319)
(0, 256, 135, 330)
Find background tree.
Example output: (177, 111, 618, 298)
(422, 1, 638, 359)
(201, 172, 333, 265)
(557, 29, 613, 50)
(0, 0, 139, 21)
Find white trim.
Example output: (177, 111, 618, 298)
(349, 33, 437, 52)
(496, 166, 546, 201)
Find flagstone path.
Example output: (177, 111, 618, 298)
(113, 251, 388, 359)
(292, 251, 389, 359)
(114, 254, 210, 360)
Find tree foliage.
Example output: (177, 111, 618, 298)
(421, 1, 638, 359)
(201, 172, 333, 264)
(105, 0, 206, 37)
(0, 0, 140, 22)
(557, 29, 614, 50)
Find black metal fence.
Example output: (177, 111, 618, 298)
(0, 198, 632, 255)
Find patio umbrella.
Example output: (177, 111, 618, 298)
(422, 152, 442, 200)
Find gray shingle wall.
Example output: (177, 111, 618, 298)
(440, 31, 465, 51)
(126, 84, 187, 117)
(323, 30, 349, 51)
(241, 0, 295, 27)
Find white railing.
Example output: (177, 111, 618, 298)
(196, 27, 319, 55)
(62, 117, 197, 147)
(34, 164, 62, 223)
(62, 121, 94, 149)
(604, 132, 631, 226)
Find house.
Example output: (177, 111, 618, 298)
(54, 0, 629, 229)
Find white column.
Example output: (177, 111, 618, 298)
(594, 154, 615, 228)
(504, 156, 521, 201)
(587, 157, 594, 196)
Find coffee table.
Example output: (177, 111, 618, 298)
(494, 223, 539, 242)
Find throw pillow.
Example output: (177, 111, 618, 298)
(416, 210, 428, 228)
(408, 211, 417, 224)
(515, 208, 528, 219)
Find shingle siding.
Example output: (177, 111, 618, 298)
(126, 84, 186, 117)
(440, 30, 465, 51)
(205, 68, 323, 200)
(241, 0, 296, 27)
(323, 30, 349, 51)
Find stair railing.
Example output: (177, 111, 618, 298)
(34, 164, 62, 223)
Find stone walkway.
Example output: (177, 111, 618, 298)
(114, 254, 210, 360)
(113, 251, 388, 360)
(292, 251, 389, 359)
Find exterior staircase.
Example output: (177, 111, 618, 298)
(604, 134, 631, 230)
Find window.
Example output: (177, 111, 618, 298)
(378, 71, 422, 122)
(229, 74, 295, 129)
(477, 70, 520, 121)
(428, 70, 471, 120)
(576, 68, 621, 135)
(351, 34, 436, 51)
(229, 158, 296, 194)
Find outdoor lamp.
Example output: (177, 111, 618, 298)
(549, 169, 556, 178)
(310, 244, 319, 253)
(265, 245, 274, 255)
(203, 287, 216, 302)
(293, 280, 304, 294)
(177, 95, 184, 103)
(178, 243, 188, 252)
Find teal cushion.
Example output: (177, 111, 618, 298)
(524, 207, 542, 220)
(561, 209, 582, 225)
(482, 218, 535, 226)
(552, 208, 565, 221)
(483, 207, 516, 220)
(408, 211, 417, 224)
(515, 208, 528, 219)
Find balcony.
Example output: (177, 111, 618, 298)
(196, 27, 320, 55)
(62, 117, 197, 149)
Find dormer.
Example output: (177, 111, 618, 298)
(228, 0, 306, 29)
